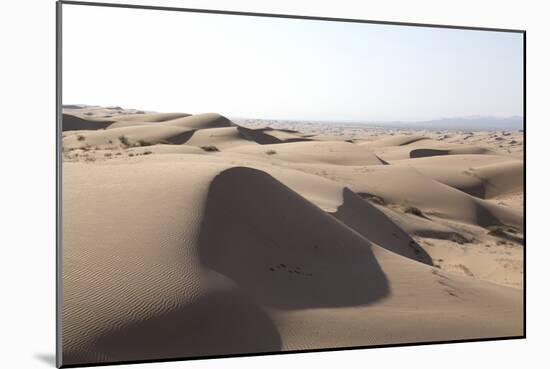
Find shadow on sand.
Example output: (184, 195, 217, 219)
(198, 167, 390, 309)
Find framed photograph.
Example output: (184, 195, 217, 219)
(57, 1, 525, 367)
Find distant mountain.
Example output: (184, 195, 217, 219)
(391, 116, 524, 131)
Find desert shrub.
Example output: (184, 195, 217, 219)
(361, 194, 386, 206)
(118, 135, 131, 147)
(487, 225, 519, 236)
(136, 139, 152, 147)
(448, 233, 471, 245)
(265, 149, 277, 155)
(201, 145, 220, 152)
(77, 135, 86, 141)
(404, 206, 425, 218)
(486, 225, 523, 245)
(104, 153, 112, 158)
(142, 150, 153, 155)
(487, 225, 501, 234)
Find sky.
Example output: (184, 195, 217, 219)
(62, 4, 524, 122)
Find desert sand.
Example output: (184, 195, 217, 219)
(61, 105, 524, 366)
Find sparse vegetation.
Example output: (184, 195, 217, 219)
(487, 225, 518, 235)
(487, 225, 523, 245)
(201, 145, 220, 152)
(77, 135, 86, 141)
(360, 194, 386, 206)
(137, 139, 153, 147)
(118, 135, 131, 147)
(104, 153, 112, 158)
(404, 206, 426, 218)
(265, 149, 277, 155)
(448, 233, 471, 245)
(142, 150, 153, 155)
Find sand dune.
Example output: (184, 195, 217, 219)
(332, 188, 433, 264)
(109, 112, 192, 122)
(61, 107, 524, 366)
(62, 113, 113, 131)
(362, 134, 430, 147)
(229, 141, 387, 166)
(180, 126, 306, 149)
(159, 113, 232, 130)
(391, 159, 523, 199)
(259, 128, 312, 143)
(63, 124, 194, 150)
(371, 139, 496, 161)
(409, 146, 494, 158)
(286, 163, 522, 230)
(183, 127, 258, 149)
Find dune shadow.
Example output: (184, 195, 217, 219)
(460, 182, 486, 199)
(81, 290, 281, 365)
(237, 127, 312, 145)
(375, 155, 390, 165)
(166, 130, 196, 144)
(62, 114, 112, 131)
(282, 138, 313, 143)
(333, 188, 433, 265)
(410, 148, 449, 158)
(198, 167, 390, 310)
(457, 170, 489, 198)
(474, 201, 507, 228)
(237, 127, 282, 144)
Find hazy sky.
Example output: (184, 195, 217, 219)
(63, 5, 524, 121)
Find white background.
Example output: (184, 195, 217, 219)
(0, 0, 547, 368)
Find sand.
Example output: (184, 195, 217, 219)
(61, 106, 524, 366)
